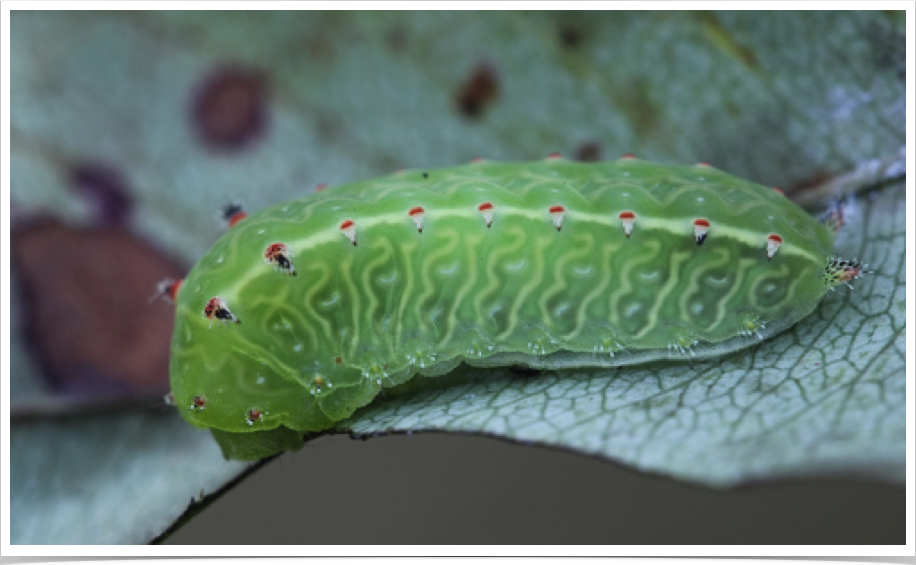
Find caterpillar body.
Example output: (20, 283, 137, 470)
(166, 156, 866, 460)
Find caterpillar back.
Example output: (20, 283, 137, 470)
(164, 156, 867, 460)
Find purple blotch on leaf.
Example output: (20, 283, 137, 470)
(191, 66, 269, 152)
(11, 219, 182, 398)
(69, 162, 134, 227)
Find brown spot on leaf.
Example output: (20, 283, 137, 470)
(557, 25, 583, 49)
(575, 141, 603, 162)
(12, 219, 184, 397)
(192, 66, 268, 152)
(456, 62, 500, 119)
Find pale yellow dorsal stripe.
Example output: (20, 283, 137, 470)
(216, 205, 821, 303)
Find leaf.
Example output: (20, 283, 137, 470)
(9, 411, 252, 545)
(8, 11, 904, 543)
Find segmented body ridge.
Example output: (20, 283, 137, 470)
(168, 158, 853, 457)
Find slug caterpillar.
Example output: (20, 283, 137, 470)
(164, 155, 867, 460)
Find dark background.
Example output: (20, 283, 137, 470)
(165, 432, 905, 545)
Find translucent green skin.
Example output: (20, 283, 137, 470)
(170, 158, 837, 460)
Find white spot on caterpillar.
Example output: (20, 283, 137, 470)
(766, 234, 783, 260)
(624, 302, 642, 318)
(693, 219, 710, 245)
(478, 202, 494, 228)
(408, 206, 425, 233)
(438, 262, 459, 276)
(619, 211, 636, 237)
(340, 219, 357, 246)
(553, 302, 571, 317)
(505, 259, 527, 272)
(378, 271, 398, 285)
(549, 205, 565, 231)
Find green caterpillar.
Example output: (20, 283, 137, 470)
(164, 155, 866, 460)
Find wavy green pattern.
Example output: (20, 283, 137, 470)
(169, 158, 842, 460)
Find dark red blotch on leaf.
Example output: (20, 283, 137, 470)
(12, 219, 184, 397)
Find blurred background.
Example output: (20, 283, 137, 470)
(8, 10, 906, 544)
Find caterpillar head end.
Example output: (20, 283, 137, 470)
(824, 256, 871, 290)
